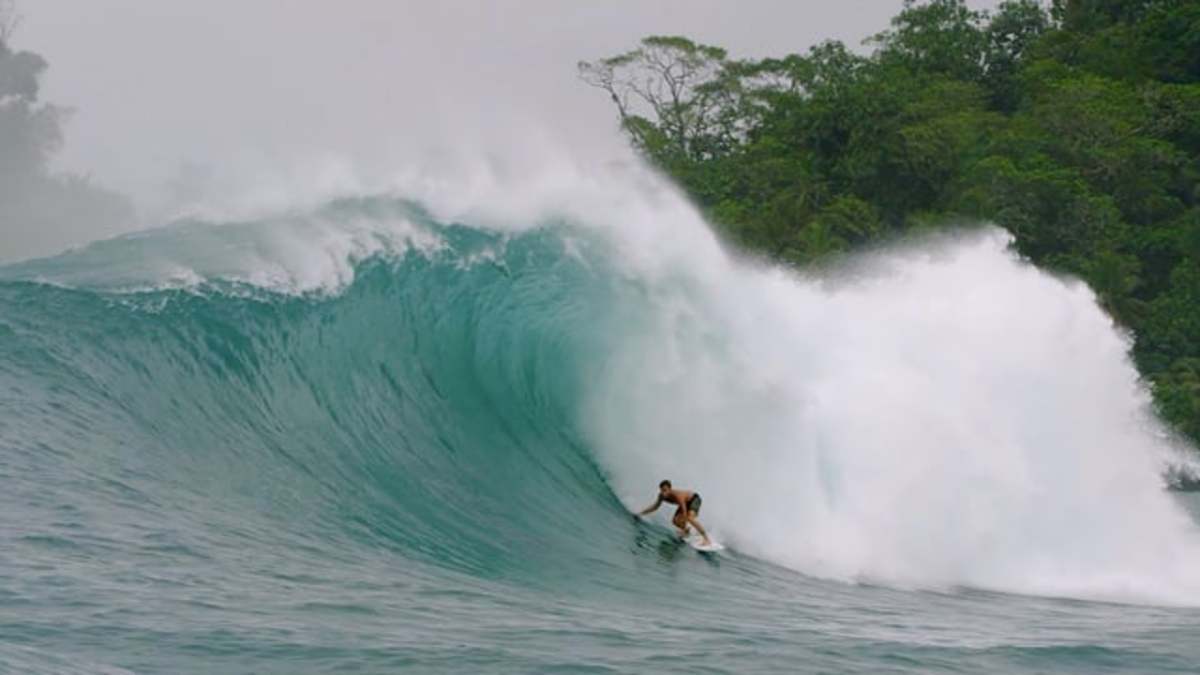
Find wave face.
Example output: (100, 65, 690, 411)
(0, 201, 630, 581)
(4, 187, 1200, 673)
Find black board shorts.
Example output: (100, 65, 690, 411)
(686, 493, 702, 515)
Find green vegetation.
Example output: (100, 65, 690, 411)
(580, 0, 1200, 446)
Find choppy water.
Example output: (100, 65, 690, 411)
(3, 195, 1200, 674)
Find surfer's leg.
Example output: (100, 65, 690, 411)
(672, 510, 690, 537)
(686, 511, 711, 545)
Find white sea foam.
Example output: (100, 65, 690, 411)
(585, 216, 1200, 605)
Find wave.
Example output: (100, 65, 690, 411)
(3, 181, 1200, 605)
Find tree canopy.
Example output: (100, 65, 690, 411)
(580, 0, 1200, 449)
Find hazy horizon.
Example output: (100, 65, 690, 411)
(4, 0, 998, 261)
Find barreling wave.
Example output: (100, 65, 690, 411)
(0, 200, 638, 586)
(3, 189, 1200, 606)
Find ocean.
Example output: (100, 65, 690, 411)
(3, 189, 1200, 674)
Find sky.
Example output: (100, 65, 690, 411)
(12, 0, 999, 233)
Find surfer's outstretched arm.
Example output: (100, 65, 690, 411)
(637, 496, 663, 516)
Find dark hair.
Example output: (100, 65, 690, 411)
(659, 479, 672, 489)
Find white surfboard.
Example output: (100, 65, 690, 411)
(687, 535, 725, 553)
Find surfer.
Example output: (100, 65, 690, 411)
(636, 479, 711, 546)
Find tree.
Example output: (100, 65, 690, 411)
(0, 0, 133, 262)
(578, 36, 745, 166)
(984, 0, 1051, 110)
(1135, 1, 1200, 84)
(871, 0, 990, 82)
(0, 3, 62, 180)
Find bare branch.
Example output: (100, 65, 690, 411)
(579, 35, 742, 162)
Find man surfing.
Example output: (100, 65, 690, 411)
(636, 479, 711, 547)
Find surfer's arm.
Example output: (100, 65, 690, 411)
(637, 497, 662, 516)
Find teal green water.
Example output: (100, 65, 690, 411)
(2, 201, 1200, 674)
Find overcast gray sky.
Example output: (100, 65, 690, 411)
(16, 0, 998, 223)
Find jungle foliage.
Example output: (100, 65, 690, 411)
(581, 0, 1200, 444)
